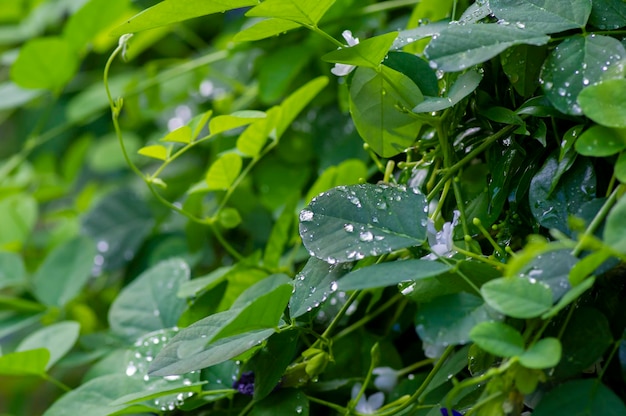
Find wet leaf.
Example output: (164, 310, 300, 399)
(501, 44, 547, 97)
(575, 125, 626, 156)
(490, 0, 592, 33)
(338, 259, 450, 291)
(578, 79, 626, 128)
(413, 69, 483, 113)
(589, 0, 626, 29)
(481, 276, 553, 318)
(517, 250, 577, 302)
(299, 184, 428, 264)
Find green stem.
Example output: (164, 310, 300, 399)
(307, 395, 348, 413)
(41, 374, 71, 392)
(598, 341, 620, 381)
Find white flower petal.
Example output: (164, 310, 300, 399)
(342, 29, 359, 46)
(331, 63, 356, 77)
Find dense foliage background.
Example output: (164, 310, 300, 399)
(2, 0, 626, 415)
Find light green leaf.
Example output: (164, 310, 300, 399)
(63, 0, 130, 52)
(138, 144, 168, 160)
(110, 381, 205, 406)
(350, 66, 423, 157)
(276, 76, 328, 138)
(417, 293, 499, 348)
(0, 252, 26, 289)
(533, 379, 626, 416)
(190, 110, 212, 140)
(604, 194, 626, 253)
(161, 125, 192, 144)
(11, 36, 79, 91)
(338, 259, 450, 291)
(570, 251, 609, 286)
(177, 266, 232, 298)
(17, 321, 80, 370)
(111, 0, 257, 35)
(236, 109, 280, 157)
(481, 276, 553, 318)
(469, 321, 525, 358)
(0, 348, 49, 376)
(205, 153, 243, 190)
(323, 32, 398, 69)
(413, 69, 482, 113)
(245, 0, 336, 26)
(490, 0, 592, 33)
(519, 338, 562, 369)
(0, 194, 37, 251)
(579, 79, 626, 128)
(575, 125, 626, 156)
(108, 259, 190, 342)
(234, 18, 301, 42)
(299, 184, 428, 263)
(305, 159, 368, 203)
(615, 152, 626, 183)
(31, 236, 96, 307)
(540, 35, 626, 115)
(425, 23, 549, 72)
(209, 110, 266, 136)
(263, 198, 297, 270)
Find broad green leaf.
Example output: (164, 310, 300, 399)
(501, 44, 547, 97)
(276, 76, 328, 138)
(289, 257, 351, 319)
(110, 381, 205, 406)
(31, 236, 96, 307)
(417, 293, 499, 348)
(481, 276, 553, 318)
(540, 35, 626, 115)
(42, 374, 149, 416)
(338, 259, 450, 291)
(604, 194, 626, 253)
(82, 188, 155, 271)
(177, 266, 232, 298)
(349, 66, 423, 157)
(138, 144, 168, 160)
(258, 45, 311, 104)
(299, 184, 428, 263)
(579, 79, 626, 128)
(589, 0, 626, 29)
(490, 0, 592, 33)
(237, 108, 280, 157)
(412, 69, 482, 113)
(161, 125, 192, 144)
(384, 51, 439, 96)
(425, 23, 549, 72)
(519, 338, 562, 369)
(17, 321, 80, 370)
(305, 159, 368, 203)
(205, 153, 242, 190)
(245, 0, 335, 27)
(323, 32, 398, 69)
(469, 322, 525, 358)
(0, 252, 26, 289)
(263, 198, 297, 269)
(111, 0, 257, 35)
(63, 0, 130, 52)
(533, 380, 626, 416)
(392, 21, 450, 50)
(209, 111, 266, 136)
(615, 152, 626, 183)
(542, 276, 595, 319)
(0, 348, 49, 376)
(234, 18, 301, 42)
(0, 194, 37, 251)
(11, 36, 79, 91)
(516, 250, 576, 301)
(108, 259, 190, 342)
(248, 331, 299, 401)
(576, 125, 626, 156)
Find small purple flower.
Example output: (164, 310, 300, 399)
(233, 371, 255, 395)
(440, 409, 462, 416)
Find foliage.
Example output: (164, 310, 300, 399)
(2, 0, 626, 415)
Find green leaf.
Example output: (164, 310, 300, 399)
(108, 259, 190, 342)
(17, 321, 80, 370)
(604, 194, 626, 253)
(469, 321, 525, 358)
(338, 259, 450, 291)
(542, 276, 595, 319)
(0, 251, 26, 289)
(205, 153, 242, 190)
(0, 193, 37, 251)
(425, 23, 549, 72)
(323, 32, 398, 69)
(615, 152, 626, 183)
(276, 76, 328, 138)
(501, 45, 548, 97)
(349, 66, 423, 157)
(579, 79, 626, 128)
(533, 379, 626, 416)
(305, 159, 368, 203)
(245, 0, 336, 26)
(519, 338, 562, 369)
(384, 51, 439, 96)
(490, 0, 592, 33)
(540, 35, 626, 115)
(31, 236, 96, 307)
(576, 125, 626, 156)
(413, 69, 483, 113)
(417, 293, 499, 348)
(589, 0, 626, 29)
(82, 188, 155, 271)
(516, 250, 577, 301)
(481, 276, 553, 318)
(250, 388, 309, 416)
(111, 0, 258, 35)
(63, 0, 130, 53)
(249, 331, 299, 401)
(209, 111, 266, 136)
(299, 184, 428, 263)
(236, 108, 280, 156)
(161, 125, 192, 144)
(0, 348, 49, 376)
(234, 18, 301, 42)
(138, 144, 168, 160)
(289, 257, 351, 319)
(264, 198, 297, 269)
(11, 36, 79, 91)
(110, 381, 205, 406)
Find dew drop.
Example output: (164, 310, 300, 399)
(359, 231, 374, 242)
(344, 224, 354, 233)
(300, 210, 314, 222)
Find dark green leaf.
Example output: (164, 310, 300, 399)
(299, 184, 428, 263)
(501, 44, 547, 97)
(338, 259, 450, 291)
(533, 380, 626, 416)
(579, 79, 626, 128)
(589, 0, 626, 29)
(490, 0, 592, 33)
(250, 388, 309, 416)
(249, 330, 299, 401)
(384, 52, 439, 96)
(481, 276, 553, 318)
(469, 322, 525, 358)
(412, 69, 483, 113)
